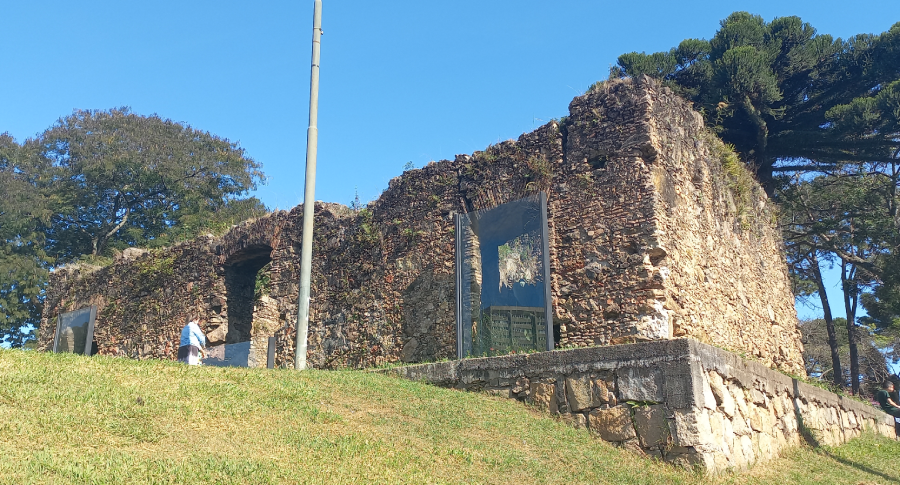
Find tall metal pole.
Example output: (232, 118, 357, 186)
(295, 0, 322, 370)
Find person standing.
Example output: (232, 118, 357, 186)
(178, 316, 206, 365)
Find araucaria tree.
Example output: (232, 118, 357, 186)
(613, 13, 899, 194)
(782, 172, 894, 393)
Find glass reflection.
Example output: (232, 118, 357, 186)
(53, 306, 96, 355)
(457, 193, 552, 357)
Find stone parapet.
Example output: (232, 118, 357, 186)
(381, 339, 896, 473)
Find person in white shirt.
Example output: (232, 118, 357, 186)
(178, 316, 207, 365)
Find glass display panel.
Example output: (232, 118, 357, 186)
(52, 306, 97, 356)
(456, 193, 553, 358)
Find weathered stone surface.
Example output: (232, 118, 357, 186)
(708, 371, 736, 418)
(671, 409, 713, 447)
(399, 338, 419, 363)
(779, 413, 797, 436)
(730, 435, 747, 469)
(511, 377, 530, 396)
(731, 411, 751, 436)
(634, 404, 669, 448)
(730, 382, 750, 417)
(593, 378, 611, 404)
(570, 413, 588, 430)
(700, 372, 717, 410)
(529, 382, 557, 414)
(120, 247, 149, 262)
(722, 415, 735, 450)
(206, 326, 227, 346)
(618, 366, 664, 402)
(566, 375, 594, 412)
(740, 435, 755, 465)
(771, 392, 785, 418)
(666, 447, 714, 470)
(589, 405, 637, 442)
(748, 406, 771, 433)
(620, 438, 646, 456)
(382, 339, 897, 473)
(561, 375, 610, 411)
(750, 389, 767, 407)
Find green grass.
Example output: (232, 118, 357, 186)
(2, 350, 900, 484)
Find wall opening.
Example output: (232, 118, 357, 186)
(224, 244, 273, 344)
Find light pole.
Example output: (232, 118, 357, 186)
(295, 0, 322, 370)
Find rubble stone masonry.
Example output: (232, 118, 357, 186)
(384, 340, 896, 474)
(38, 76, 805, 375)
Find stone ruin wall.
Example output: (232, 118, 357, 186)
(38, 76, 805, 374)
(38, 238, 223, 361)
(643, 87, 802, 367)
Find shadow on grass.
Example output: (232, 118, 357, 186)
(818, 449, 900, 483)
(792, 378, 900, 483)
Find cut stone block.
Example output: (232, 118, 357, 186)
(617, 366, 664, 402)
(566, 375, 594, 412)
(708, 371, 736, 418)
(589, 405, 637, 442)
(529, 381, 557, 414)
(671, 409, 712, 447)
(634, 404, 669, 448)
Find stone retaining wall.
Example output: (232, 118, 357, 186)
(383, 338, 895, 473)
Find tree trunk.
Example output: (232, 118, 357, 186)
(842, 260, 861, 395)
(740, 95, 775, 196)
(890, 156, 899, 232)
(811, 252, 843, 387)
(93, 209, 130, 256)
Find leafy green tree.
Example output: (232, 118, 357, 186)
(782, 179, 846, 387)
(799, 317, 890, 396)
(613, 13, 900, 192)
(1, 109, 268, 346)
(29, 108, 266, 262)
(861, 255, 900, 331)
(826, 82, 900, 367)
(0, 134, 52, 347)
(826, 79, 900, 236)
(786, 245, 843, 387)
(151, 196, 270, 247)
(782, 172, 894, 392)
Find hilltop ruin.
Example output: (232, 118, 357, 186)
(38, 76, 805, 375)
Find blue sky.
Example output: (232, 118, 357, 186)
(3, 1, 898, 321)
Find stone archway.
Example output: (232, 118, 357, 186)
(223, 244, 273, 344)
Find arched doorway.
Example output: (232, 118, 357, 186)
(223, 244, 273, 344)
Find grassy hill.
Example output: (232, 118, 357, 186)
(2, 349, 900, 484)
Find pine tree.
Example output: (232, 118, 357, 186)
(613, 13, 900, 193)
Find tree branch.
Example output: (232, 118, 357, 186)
(94, 208, 130, 256)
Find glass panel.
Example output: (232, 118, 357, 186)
(457, 194, 551, 357)
(54, 307, 95, 354)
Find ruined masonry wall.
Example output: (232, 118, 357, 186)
(38, 76, 804, 374)
(40, 239, 223, 360)
(644, 86, 803, 370)
(384, 339, 895, 474)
